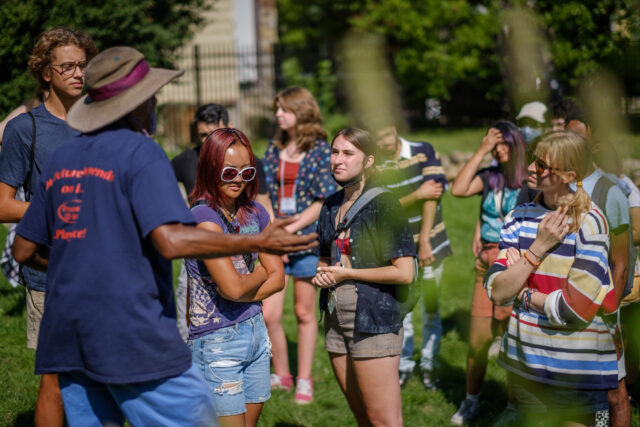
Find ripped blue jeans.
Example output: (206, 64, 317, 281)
(189, 312, 271, 416)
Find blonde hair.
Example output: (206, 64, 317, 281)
(534, 131, 593, 232)
(273, 87, 327, 152)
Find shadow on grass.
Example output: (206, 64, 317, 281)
(437, 356, 509, 426)
(13, 410, 35, 427)
(285, 338, 299, 377)
(273, 423, 306, 427)
(442, 308, 470, 341)
(1, 284, 26, 317)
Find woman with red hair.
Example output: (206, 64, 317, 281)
(186, 128, 285, 427)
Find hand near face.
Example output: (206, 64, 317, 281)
(480, 128, 504, 154)
(534, 206, 570, 254)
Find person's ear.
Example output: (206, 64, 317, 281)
(562, 170, 577, 184)
(42, 67, 52, 84)
(364, 155, 375, 169)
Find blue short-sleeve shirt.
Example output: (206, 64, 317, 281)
(0, 104, 79, 291)
(17, 125, 195, 384)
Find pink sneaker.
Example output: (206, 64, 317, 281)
(270, 373, 293, 391)
(294, 377, 313, 404)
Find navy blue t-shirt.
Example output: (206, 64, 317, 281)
(0, 104, 79, 291)
(17, 125, 195, 383)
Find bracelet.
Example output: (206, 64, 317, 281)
(520, 288, 538, 312)
(523, 251, 542, 268)
(528, 247, 543, 260)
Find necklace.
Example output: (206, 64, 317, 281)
(220, 205, 236, 221)
(285, 142, 302, 160)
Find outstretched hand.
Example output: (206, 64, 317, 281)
(259, 216, 318, 255)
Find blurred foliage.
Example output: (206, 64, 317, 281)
(276, 0, 637, 122)
(0, 0, 209, 117)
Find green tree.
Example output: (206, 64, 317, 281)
(276, 0, 636, 122)
(0, 0, 208, 117)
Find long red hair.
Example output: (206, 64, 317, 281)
(190, 128, 258, 225)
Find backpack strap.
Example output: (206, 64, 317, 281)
(591, 176, 615, 218)
(23, 112, 37, 202)
(330, 186, 392, 266)
(334, 186, 391, 236)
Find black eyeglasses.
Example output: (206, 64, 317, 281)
(50, 61, 88, 76)
(533, 157, 559, 175)
(220, 167, 256, 182)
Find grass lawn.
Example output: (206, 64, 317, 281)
(1, 128, 639, 426)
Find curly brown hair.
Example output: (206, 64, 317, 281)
(28, 27, 97, 91)
(272, 86, 327, 152)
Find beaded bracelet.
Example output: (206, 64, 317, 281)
(523, 250, 541, 268)
(521, 288, 538, 312)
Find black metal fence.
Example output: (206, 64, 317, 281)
(156, 44, 278, 152)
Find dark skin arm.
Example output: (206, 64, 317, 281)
(149, 216, 317, 259)
(12, 236, 49, 271)
(13, 215, 317, 271)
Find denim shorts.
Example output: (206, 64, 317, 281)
(189, 312, 271, 417)
(59, 363, 216, 426)
(284, 252, 319, 278)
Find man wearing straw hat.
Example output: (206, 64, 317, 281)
(12, 46, 316, 426)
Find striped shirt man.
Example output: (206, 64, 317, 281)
(485, 202, 618, 389)
(376, 138, 452, 265)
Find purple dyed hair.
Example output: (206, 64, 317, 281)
(485, 120, 527, 191)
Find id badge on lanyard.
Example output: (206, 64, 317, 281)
(280, 160, 298, 214)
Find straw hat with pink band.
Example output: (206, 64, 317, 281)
(67, 46, 184, 133)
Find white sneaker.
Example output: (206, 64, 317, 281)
(450, 398, 479, 425)
(294, 377, 313, 404)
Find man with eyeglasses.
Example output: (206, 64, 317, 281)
(0, 27, 97, 427)
(171, 104, 272, 340)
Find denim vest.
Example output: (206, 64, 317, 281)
(317, 189, 416, 334)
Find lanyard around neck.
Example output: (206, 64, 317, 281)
(279, 158, 299, 201)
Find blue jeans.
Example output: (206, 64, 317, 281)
(175, 260, 188, 342)
(189, 313, 271, 417)
(399, 263, 444, 373)
(59, 363, 217, 427)
(284, 252, 318, 278)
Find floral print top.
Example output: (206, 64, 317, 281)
(263, 139, 336, 254)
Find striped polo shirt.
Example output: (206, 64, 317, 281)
(485, 202, 619, 390)
(376, 138, 452, 265)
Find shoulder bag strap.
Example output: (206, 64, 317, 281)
(330, 187, 392, 266)
(214, 207, 255, 272)
(591, 176, 615, 218)
(23, 112, 37, 202)
(335, 186, 391, 235)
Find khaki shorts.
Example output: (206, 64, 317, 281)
(324, 283, 403, 358)
(471, 244, 512, 320)
(26, 287, 45, 350)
